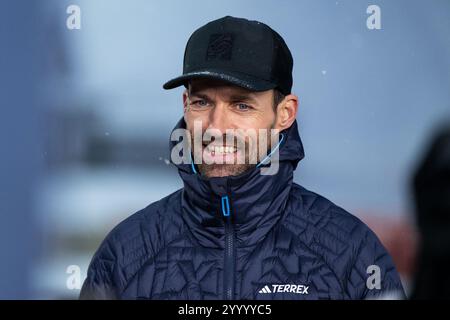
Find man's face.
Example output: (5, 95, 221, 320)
(183, 78, 279, 178)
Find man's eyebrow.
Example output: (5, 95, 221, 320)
(228, 93, 258, 104)
(188, 91, 211, 101)
(189, 88, 259, 104)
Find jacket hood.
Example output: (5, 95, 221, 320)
(169, 118, 305, 248)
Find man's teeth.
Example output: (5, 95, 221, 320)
(206, 145, 237, 154)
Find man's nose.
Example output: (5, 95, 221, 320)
(207, 104, 230, 133)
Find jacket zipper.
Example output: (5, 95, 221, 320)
(221, 195, 235, 300)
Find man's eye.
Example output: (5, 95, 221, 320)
(236, 103, 251, 111)
(192, 100, 208, 107)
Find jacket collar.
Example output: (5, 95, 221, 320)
(169, 118, 305, 248)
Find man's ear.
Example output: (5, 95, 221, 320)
(182, 89, 189, 113)
(274, 94, 298, 131)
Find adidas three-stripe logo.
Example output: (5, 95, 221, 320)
(259, 285, 272, 294)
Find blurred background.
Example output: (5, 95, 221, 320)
(0, 0, 449, 299)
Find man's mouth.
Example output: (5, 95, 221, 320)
(204, 143, 238, 156)
(201, 142, 241, 164)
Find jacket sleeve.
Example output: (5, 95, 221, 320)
(79, 236, 121, 300)
(346, 225, 406, 300)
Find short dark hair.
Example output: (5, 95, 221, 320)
(273, 89, 285, 111)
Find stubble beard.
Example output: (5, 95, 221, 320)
(192, 126, 274, 178)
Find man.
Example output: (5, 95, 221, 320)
(80, 16, 405, 300)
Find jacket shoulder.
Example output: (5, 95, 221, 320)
(80, 189, 185, 299)
(284, 183, 405, 299)
(287, 183, 369, 244)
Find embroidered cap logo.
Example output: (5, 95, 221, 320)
(206, 33, 234, 61)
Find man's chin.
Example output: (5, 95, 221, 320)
(198, 164, 254, 178)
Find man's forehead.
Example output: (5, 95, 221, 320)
(188, 79, 260, 96)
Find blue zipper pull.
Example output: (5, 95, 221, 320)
(221, 195, 231, 217)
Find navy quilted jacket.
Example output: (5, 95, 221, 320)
(80, 119, 405, 300)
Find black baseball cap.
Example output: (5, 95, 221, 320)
(163, 16, 293, 95)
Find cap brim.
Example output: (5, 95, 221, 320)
(163, 69, 277, 92)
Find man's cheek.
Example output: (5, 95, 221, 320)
(245, 138, 257, 164)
